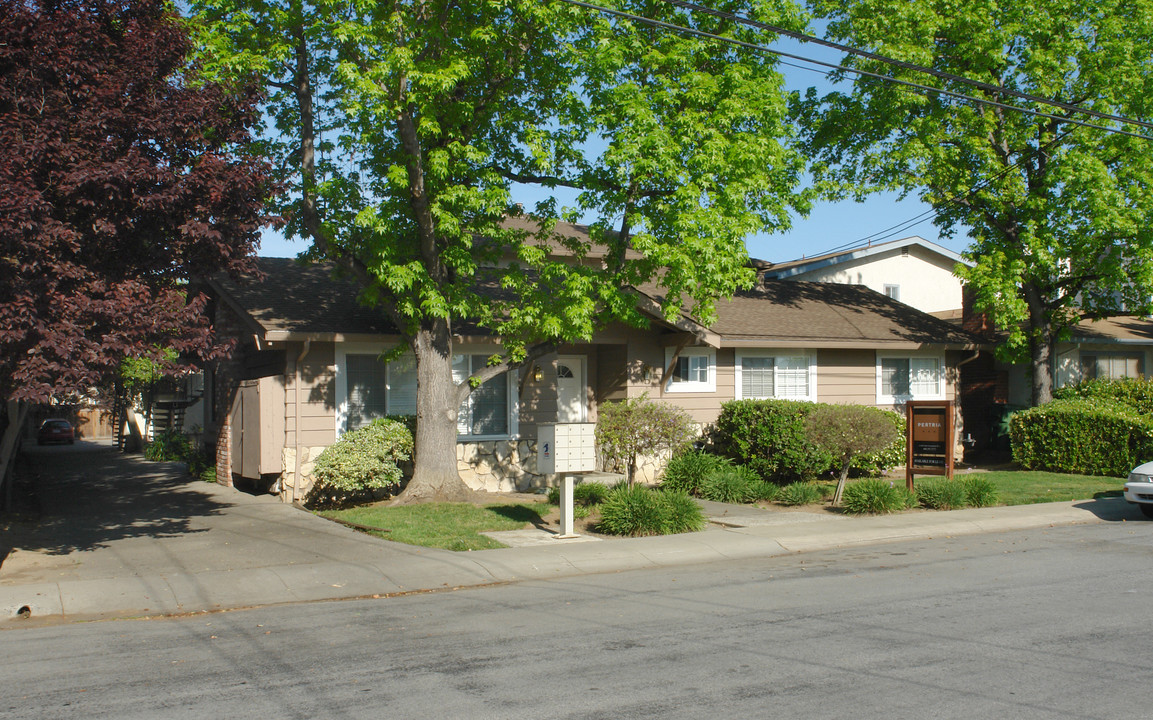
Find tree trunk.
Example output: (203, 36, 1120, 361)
(392, 320, 476, 504)
(832, 460, 851, 506)
(1024, 287, 1055, 406)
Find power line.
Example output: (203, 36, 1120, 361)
(806, 129, 1075, 257)
(554, 0, 1153, 141)
(665, 0, 1153, 133)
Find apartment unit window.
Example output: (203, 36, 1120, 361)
(877, 354, 944, 402)
(665, 347, 716, 393)
(344, 352, 416, 431)
(1082, 353, 1143, 381)
(453, 354, 511, 437)
(736, 352, 814, 401)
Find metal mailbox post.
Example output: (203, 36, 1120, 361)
(537, 423, 597, 539)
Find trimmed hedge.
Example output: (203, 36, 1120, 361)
(1054, 377, 1153, 414)
(1010, 398, 1153, 477)
(709, 399, 904, 482)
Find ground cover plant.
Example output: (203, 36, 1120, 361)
(597, 485, 706, 537)
(699, 465, 764, 503)
(661, 451, 729, 496)
(320, 501, 548, 551)
(915, 478, 968, 510)
(840, 478, 912, 515)
(776, 481, 824, 506)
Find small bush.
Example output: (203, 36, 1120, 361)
(597, 485, 706, 536)
(699, 465, 761, 503)
(309, 419, 414, 506)
(841, 478, 906, 515)
(661, 451, 729, 495)
(145, 429, 193, 462)
(777, 481, 823, 506)
(710, 399, 832, 481)
(597, 395, 697, 485)
(916, 478, 967, 510)
(199, 466, 217, 484)
(962, 476, 999, 508)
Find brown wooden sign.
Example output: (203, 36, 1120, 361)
(905, 400, 954, 489)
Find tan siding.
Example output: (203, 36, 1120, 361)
(285, 342, 336, 448)
(597, 343, 629, 402)
(815, 349, 877, 405)
(258, 375, 285, 474)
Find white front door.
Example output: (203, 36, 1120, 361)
(556, 356, 586, 423)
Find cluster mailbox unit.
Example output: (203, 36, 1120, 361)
(537, 423, 597, 539)
(536, 423, 597, 475)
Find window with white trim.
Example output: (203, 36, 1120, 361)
(1081, 352, 1143, 380)
(665, 347, 716, 393)
(735, 351, 815, 401)
(883, 284, 901, 301)
(339, 347, 516, 439)
(877, 353, 944, 402)
(453, 354, 512, 437)
(344, 352, 416, 431)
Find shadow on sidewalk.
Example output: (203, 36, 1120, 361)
(1, 441, 230, 563)
(1072, 495, 1143, 521)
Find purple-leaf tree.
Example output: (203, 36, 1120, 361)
(0, 0, 270, 405)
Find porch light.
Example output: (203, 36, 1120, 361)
(532, 365, 543, 382)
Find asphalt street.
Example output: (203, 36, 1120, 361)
(2, 521, 1149, 719)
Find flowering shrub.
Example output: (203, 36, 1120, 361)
(310, 419, 414, 506)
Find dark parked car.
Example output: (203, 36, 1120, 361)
(37, 419, 75, 445)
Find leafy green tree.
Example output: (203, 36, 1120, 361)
(804, 403, 900, 505)
(798, 0, 1153, 405)
(192, 0, 807, 501)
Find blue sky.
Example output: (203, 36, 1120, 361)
(256, 27, 975, 262)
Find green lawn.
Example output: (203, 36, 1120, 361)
(319, 501, 549, 551)
(959, 470, 1124, 506)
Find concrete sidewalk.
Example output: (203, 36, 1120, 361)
(1, 441, 1142, 626)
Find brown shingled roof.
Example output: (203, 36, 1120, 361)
(1070, 316, 1153, 342)
(208, 258, 400, 339)
(213, 258, 980, 349)
(705, 281, 980, 348)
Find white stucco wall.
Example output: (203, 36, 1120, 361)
(779, 245, 965, 314)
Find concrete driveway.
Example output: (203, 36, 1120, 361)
(0, 440, 493, 624)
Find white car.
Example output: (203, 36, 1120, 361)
(1125, 462, 1153, 518)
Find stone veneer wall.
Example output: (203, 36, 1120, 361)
(279, 445, 328, 503)
(275, 439, 674, 502)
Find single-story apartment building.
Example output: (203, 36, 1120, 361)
(203, 258, 981, 501)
